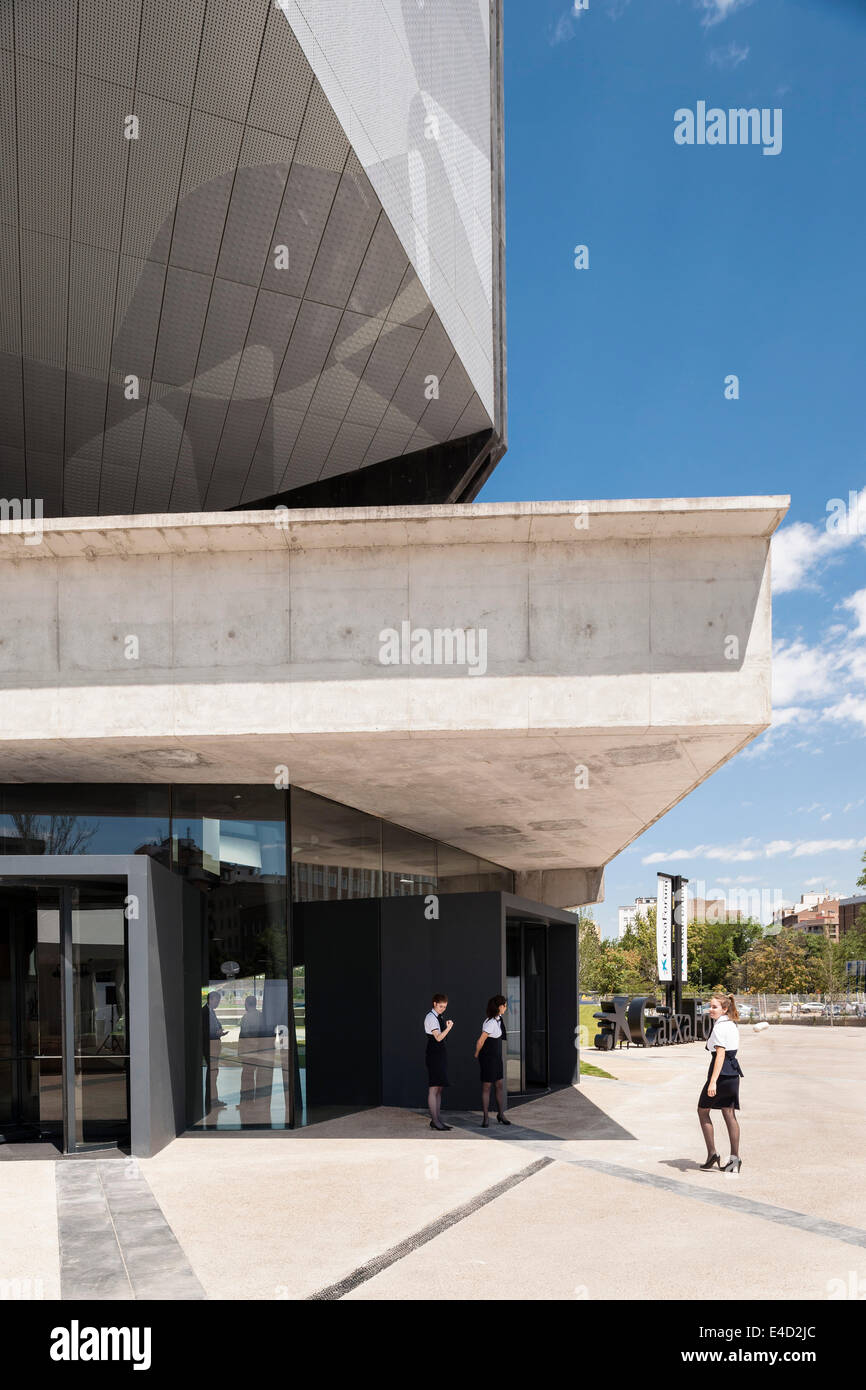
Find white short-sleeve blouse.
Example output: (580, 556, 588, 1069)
(706, 1017, 739, 1052)
(482, 1017, 503, 1038)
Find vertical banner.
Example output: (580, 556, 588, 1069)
(680, 880, 689, 983)
(656, 873, 672, 981)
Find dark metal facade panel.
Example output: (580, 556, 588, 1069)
(234, 289, 301, 397)
(410, 354, 477, 444)
(77, 0, 143, 87)
(305, 164, 382, 311)
(170, 111, 244, 276)
(0, 52, 18, 226)
(68, 243, 116, 374)
(214, 131, 295, 286)
(274, 298, 343, 412)
(262, 162, 342, 299)
(387, 264, 435, 330)
(0, 445, 26, 496)
(121, 93, 189, 262)
(62, 449, 102, 514)
(64, 371, 108, 463)
(0, 226, 21, 355)
(135, 389, 192, 512)
(151, 266, 212, 386)
(0, 355, 25, 449)
(203, 394, 270, 507)
(112, 258, 167, 369)
(248, 2, 314, 141)
(193, 0, 269, 124)
(348, 212, 409, 320)
(71, 77, 134, 254)
(1, 0, 497, 515)
(136, 0, 206, 107)
(20, 231, 67, 365)
(16, 54, 73, 238)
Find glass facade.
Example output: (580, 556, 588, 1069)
(0, 783, 513, 1137)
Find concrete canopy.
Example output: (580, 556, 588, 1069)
(0, 0, 502, 517)
(0, 497, 788, 908)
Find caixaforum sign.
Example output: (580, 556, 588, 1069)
(657, 873, 673, 982)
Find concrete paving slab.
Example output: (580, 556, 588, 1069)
(345, 1158, 866, 1301)
(0, 1160, 61, 1299)
(139, 1111, 535, 1300)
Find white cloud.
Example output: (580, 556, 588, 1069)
(708, 40, 750, 68)
(823, 693, 866, 730)
(696, 0, 755, 27)
(642, 835, 866, 866)
(772, 488, 866, 594)
(843, 588, 866, 637)
(772, 639, 834, 707)
(793, 839, 866, 857)
(549, 2, 587, 44)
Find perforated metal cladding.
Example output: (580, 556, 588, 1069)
(1, 0, 492, 514)
(248, 3, 313, 140)
(76, 0, 142, 86)
(194, 0, 269, 123)
(136, 1, 205, 106)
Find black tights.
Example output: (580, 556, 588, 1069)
(698, 1104, 740, 1158)
(428, 1086, 443, 1125)
(481, 1079, 504, 1119)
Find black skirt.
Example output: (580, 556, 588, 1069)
(426, 1038, 449, 1087)
(478, 1034, 503, 1083)
(698, 1054, 741, 1110)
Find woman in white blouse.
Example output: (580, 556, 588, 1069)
(474, 995, 511, 1127)
(697, 992, 744, 1173)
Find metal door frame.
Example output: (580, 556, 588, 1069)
(1, 874, 129, 1153)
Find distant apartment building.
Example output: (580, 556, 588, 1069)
(618, 897, 656, 938)
(782, 894, 841, 942)
(839, 896, 866, 937)
(689, 897, 744, 926)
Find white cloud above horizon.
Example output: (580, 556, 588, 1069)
(696, 0, 755, 27)
(708, 40, 750, 68)
(772, 488, 866, 594)
(642, 834, 866, 866)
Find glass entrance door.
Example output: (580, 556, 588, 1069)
(0, 881, 129, 1152)
(506, 919, 549, 1095)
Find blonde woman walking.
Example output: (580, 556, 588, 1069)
(697, 992, 744, 1173)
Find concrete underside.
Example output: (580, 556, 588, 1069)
(2, 1027, 862, 1301)
(0, 497, 787, 907)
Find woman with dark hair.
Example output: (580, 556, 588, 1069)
(474, 995, 511, 1127)
(424, 993, 453, 1131)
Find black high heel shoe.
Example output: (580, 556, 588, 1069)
(699, 1153, 721, 1170)
(429, 1121, 450, 1131)
(481, 1116, 489, 1127)
(723, 1156, 742, 1173)
(496, 1114, 511, 1125)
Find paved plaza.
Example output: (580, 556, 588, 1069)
(2, 1026, 863, 1301)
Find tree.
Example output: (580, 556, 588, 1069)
(619, 908, 658, 989)
(739, 928, 817, 994)
(857, 849, 866, 931)
(11, 812, 96, 855)
(578, 920, 629, 995)
(811, 938, 848, 1020)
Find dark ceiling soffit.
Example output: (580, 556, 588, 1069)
(231, 429, 501, 510)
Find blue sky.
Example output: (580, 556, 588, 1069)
(479, 0, 866, 936)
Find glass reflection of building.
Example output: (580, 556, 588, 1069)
(0, 784, 512, 1135)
